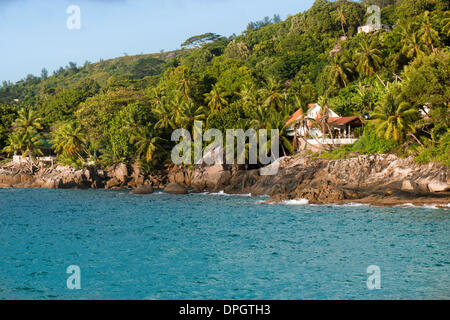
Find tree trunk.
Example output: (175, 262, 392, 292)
(308, 120, 329, 147)
(293, 123, 299, 152)
(28, 152, 34, 173)
(408, 132, 424, 146)
(326, 122, 336, 147)
(375, 73, 386, 87)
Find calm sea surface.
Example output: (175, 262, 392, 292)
(0, 189, 448, 300)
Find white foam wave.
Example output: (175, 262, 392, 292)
(395, 203, 450, 210)
(395, 203, 415, 208)
(207, 191, 252, 197)
(333, 202, 369, 207)
(281, 199, 310, 205)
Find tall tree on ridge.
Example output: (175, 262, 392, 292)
(334, 6, 347, 37)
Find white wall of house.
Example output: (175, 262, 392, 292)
(358, 24, 392, 34)
(306, 138, 359, 145)
(306, 104, 339, 119)
(291, 127, 339, 139)
(288, 104, 339, 138)
(358, 25, 377, 34)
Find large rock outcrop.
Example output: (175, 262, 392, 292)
(173, 154, 449, 206)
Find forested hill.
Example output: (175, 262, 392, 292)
(0, 50, 185, 105)
(0, 0, 449, 170)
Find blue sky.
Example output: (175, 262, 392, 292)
(0, 0, 314, 83)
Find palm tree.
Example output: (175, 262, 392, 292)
(3, 132, 27, 156)
(6, 109, 45, 170)
(155, 104, 173, 130)
(443, 15, 450, 37)
(171, 94, 187, 127)
(356, 82, 374, 113)
(177, 102, 206, 134)
(177, 68, 194, 101)
(249, 105, 270, 130)
(326, 54, 352, 88)
(266, 107, 294, 157)
(418, 11, 440, 53)
(240, 82, 258, 108)
(371, 88, 421, 143)
(355, 39, 385, 86)
(51, 121, 87, 161)
(148, 87, 166, 108)
(155, 94, 186, 130)
(259, 78, 284, 110)
(13, 108, 43, 134)
(4, 130, 44, 171)
(334, 7, 347, 37)
(123, 108, 141, 133)
(317, 97, 331, 141)
(401, 31, 425, 59)
(130, 126, 166, 163)
(204, 84, 228, 112)
(22, 130, 45, 170)
(249, 104, 293, 157)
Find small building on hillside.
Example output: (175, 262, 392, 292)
(287, 103, 339, 139)
(420, 104, 431, 119)
(287, 103, 339, 123)
(287, 104, 365, 152)
(357, 24, 392, 34)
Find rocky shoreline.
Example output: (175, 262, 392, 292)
(0, 162, 167, 190)
(176, 154, 449, 209)
(1, 154, 449, 209)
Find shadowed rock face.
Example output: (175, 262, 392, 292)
(163, 183, 187, 195)
(131, 184, 154, 195)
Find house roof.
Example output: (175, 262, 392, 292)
(286, 104, 322, 124)
(286, 104, 338, 125)
(286, 108, 305, 125)
(328, 116, 364, 126)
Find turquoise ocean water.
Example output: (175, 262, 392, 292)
(0, 188, 448, 300)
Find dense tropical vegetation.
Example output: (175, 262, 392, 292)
(0, 0, 449, 170)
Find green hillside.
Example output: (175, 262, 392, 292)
(0, 50, 185, 105)
(1, 0, 449, 170)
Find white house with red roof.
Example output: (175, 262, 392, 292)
(286, 103, 365, 151)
